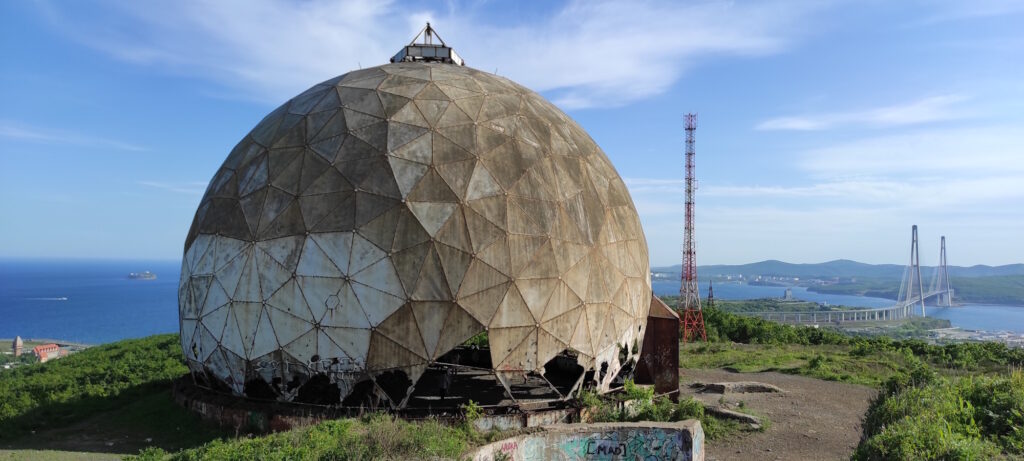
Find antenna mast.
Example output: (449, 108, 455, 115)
(680, 113, 706, 342)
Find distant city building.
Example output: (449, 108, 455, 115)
(12, 336, 23, 357)
(33, 343, 64, 363)
(783, 288, 793, 300)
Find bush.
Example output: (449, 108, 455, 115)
(462, 400, 483, 421)
(701, 306, 851, 346)
(622, 379, 654, 402)
(700, 306, 1024, 371)
(0, 334, 187, 437)
(856, 369, 1024, 459)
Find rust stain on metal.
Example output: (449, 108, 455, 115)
(634, 295, 680, 399)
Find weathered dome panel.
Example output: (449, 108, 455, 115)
(179, 62, 651, 407)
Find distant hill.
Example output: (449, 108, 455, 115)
(652, 259, 1024, 279)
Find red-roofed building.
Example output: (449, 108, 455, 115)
(33, 343, 64, 363)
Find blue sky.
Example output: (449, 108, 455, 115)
(2, 0, 1022, 267)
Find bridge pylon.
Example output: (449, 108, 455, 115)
(897, 225, 927, 317)
(930, 236, 953, 307)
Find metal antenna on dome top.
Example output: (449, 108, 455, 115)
(392, 22, 464, 65)
(409, 22, 446, 46)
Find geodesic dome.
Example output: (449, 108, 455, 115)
(178, 53, 651, 409)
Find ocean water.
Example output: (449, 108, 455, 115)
(2, 261, 1020, 345)
(0, 260, 182, 344)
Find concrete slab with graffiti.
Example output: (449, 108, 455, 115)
(470, 420, 704, 461)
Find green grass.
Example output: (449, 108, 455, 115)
(681, 342, 909, 386)
(130, 414, 476, 461)
(0, 449, 121, 461)
(680, 304, 1024, 459)
(839, 316, 953, 339)
(680, 306, 1022, 387)
(5, 307, 1021, 460)
(0, 334, 228, 455)
(0, 334, 191, 437)
(90, 387, 229, 451)
(0, 334, 504, 460)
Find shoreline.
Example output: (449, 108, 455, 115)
(927, 327, 1024, 348)
(802, 288, 1024, 307)
(0, 338, 94, 348)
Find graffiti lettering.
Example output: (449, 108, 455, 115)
(480, 426, 697, 461)
(499, 441, 518, 453)
(586, 439, 626, 456)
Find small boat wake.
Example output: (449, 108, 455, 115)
(26, 297, 69, 301)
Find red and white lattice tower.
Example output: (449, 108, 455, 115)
(680, 113, 706, 342)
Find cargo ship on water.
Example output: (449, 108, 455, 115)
(128, 271, 157, 280)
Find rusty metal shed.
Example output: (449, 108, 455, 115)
(635, 295, 680, 399)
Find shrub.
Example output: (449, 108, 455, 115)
(461, 399, 483, 424)
(0, 334, 187, 437)
(857, 369, 1024, 459)
(622, 379, 654, 402)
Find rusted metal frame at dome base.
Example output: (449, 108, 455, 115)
(185, 348, 587, 412)
(183, 366, 575, 413)
(173, 377, 583, 434)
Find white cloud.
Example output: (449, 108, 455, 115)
(137, 180, 209, 195)
(447, 1, 817, 108)
(640, 198, 1024, 266)
(756, 94, 969, 131)
(629, 175, 1024, 219)
(707, 177, 1024, 205)
(801, 125, 1024, 176)
(628, 123, 1024, 266)
(0, 121, 148, 152)
(908, 0, 1024, 25)
(39, 0, 827, 109)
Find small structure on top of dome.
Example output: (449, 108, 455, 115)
(391, 22, 464, 66)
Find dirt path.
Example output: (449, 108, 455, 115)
(680, 369, 876, 461)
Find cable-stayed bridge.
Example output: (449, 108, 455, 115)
(743, 225, 954, 325)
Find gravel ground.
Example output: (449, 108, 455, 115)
(680, 369, 877, 461)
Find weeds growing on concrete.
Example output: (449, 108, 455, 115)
(578, 379, 748, 440)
